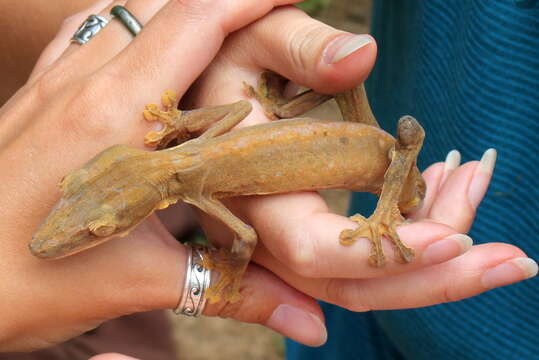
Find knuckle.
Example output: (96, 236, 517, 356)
(438, 284, 462, 304)
(172, 0, 216, 18)
(324, 279, 371, 312)
(172, 0, 228, 34)
(32, 68, 68, 104)
(62, 13, 81, 28)
(59, 75, 121, 142)
(215, 284, 257, 321)
(278, 229, 317, 277)
(215, 297, 245, 319)
(287, 21, 332, 73)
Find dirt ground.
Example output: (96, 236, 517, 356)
(168, 1, 372, 359)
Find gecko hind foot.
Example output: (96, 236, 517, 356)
(201, 247, 245, 304)
(339, 213, 414, 267)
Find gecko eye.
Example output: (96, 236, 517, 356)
(91, 225, 116, 237)
(90, 224, 116, 237)
(88, 219, 117, 237)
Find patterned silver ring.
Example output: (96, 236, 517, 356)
(110, 5, 143, 36)
(174, 243, 211, 317)
(71, 15, 109, 45)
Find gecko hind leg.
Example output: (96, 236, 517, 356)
(192, 197, 258, 304)
(340, 116, 425, 267)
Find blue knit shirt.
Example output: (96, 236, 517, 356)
(287, 0, 539, 359)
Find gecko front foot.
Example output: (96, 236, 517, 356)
(143, 90, 189, 148)
(339, 211, 414, 267)
(201, 247, 246, 304)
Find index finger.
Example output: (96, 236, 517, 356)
(103, 0, 303, 98)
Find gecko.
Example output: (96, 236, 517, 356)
(30, 72, 426, 304)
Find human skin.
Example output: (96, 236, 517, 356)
(0, 0, 536, 354)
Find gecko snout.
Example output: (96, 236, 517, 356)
(29, 236, 53, 259)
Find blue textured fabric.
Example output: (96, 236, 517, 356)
(287, 0, 539, 359)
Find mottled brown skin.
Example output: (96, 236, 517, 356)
(31, 73, 426, 303)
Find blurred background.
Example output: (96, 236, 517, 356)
(168, 1, 372, 359)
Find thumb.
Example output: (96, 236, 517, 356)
(226, 6, 377, 94)
(203, 263, 327, 347)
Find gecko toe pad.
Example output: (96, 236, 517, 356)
(339, 213, 414, 267)
(201, 247, 246, 304)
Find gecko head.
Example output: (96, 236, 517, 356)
(30, 199, 121, 259)
(30, 180, 161, 259)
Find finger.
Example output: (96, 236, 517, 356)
(187, 6, 377, 112)
(86, 216, 326, 347)
(224, 6, 377, 94)
(408, 161, 445, 220)
(316, 243, 537, 312)
(439, 149, 461, 187)
(105, 0, 303, 97)
(428, 149, 497, 233)
(202, 192, 472, 279)
(61, 0, 129, 58)
(0, 215, 185, 351)
(409, 150, 462, 220)
(57, 0, 166, 79)
(204, 263, 327, 347)
(28, 0, 116, 82)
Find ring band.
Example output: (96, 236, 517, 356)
(174, 243, 212, 317)
(110, 5, 143, 36)
(71, 15, 109, 44)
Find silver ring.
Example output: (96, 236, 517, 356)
(110, 5, 143, 36)
(71, 15, 109, 44)
(174, 243, 211, 317)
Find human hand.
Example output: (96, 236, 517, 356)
(0, 0, 334, 352)
(184, 6, 538, 317)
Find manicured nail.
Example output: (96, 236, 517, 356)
(266, 304, 327, 346)
(325, 34, 374, 64)
(468, 148, 497, 208)
(89, 355, 141, 360)
(481, 257, 538, 289)
(444, 150, 461, 172)
(440, 150, 461, 187)
(422, 234, 473, 264)
(478, 148, 497, 173)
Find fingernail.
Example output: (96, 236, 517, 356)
(89, 355, 141, 360)
(440, 150, 461, 187)
(325, 34, 374, 64)
(468, 148, 497, 208)
(267, 304, 327, 347)
(422, 234, 473, 264)
(481, 257, 538, 289)
(478, 148, 497, 173)
(444, 150, 461, 172)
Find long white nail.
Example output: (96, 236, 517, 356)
(478, 148, 497, 174)
(481, 257, 538, 289)
(444, 150, 461, 172)
(328, 35, 374, 63)
(468, 148, 497, 208)
(439, 150, 461, 187)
